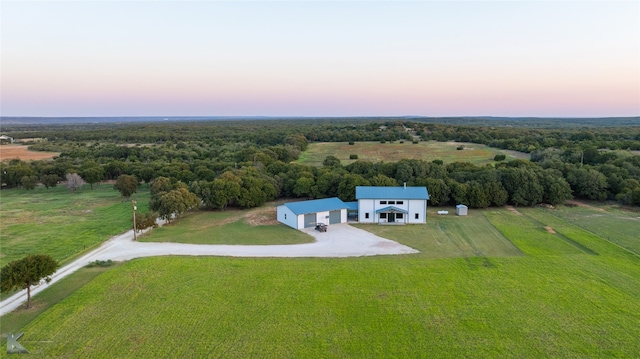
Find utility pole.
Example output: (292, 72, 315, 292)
(132, 200, 137, 241)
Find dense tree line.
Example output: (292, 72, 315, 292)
(1, 119, 639, 208)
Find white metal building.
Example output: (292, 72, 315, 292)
(356, 186, 429, 224)
(277, 198, 349, 230)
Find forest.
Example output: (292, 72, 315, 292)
(2, 118, 639, 221)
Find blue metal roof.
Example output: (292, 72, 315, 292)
(345, 202, 359, 211)
(284, 197, 348, 215)
(356, 186, 429, 200)
(375, 206, 409, 214)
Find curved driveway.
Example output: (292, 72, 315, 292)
(0, 223, 417, 315)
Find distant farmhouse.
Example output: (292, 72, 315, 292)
(277, 186, 429, 229)
(0, 135, 14, 144)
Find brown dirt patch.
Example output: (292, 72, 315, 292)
(565, 200, 606, 212)
(544, 226, 556, 234)
(505, 205, 522, 216)
(244, 207, 278, 226)
(0, 145, 59, 162)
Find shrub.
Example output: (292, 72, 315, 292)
(86, 260, 114, 268)
(348, 141, 355, 145)
(380, 140, 386, 144)
(349, 154, 358, 160)
(456, 146, 464, 150)
(412, 140, 419, 144)
(494, 154, 507, 161)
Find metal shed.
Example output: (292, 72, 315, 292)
(456, 204, 468, 216)
(277, 197, 349, 229)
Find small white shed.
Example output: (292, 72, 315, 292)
(456, 204, 468, 216)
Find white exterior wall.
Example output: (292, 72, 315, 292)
(358, 198, 427, 224)
(407, 199, 427, 224)
(276, 205, 299, 229)
(278, 206, 349, 229)
(358, 199, 376, 223)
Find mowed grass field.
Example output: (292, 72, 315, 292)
(297, 141, 529, 166)
(6, 205, 640, 358)
(0, 185, 149, 269)
(141, 207, 313, 245)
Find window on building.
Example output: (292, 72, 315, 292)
(380, 213, 387, 219)
(380, 200, 387, 205)
(397, 201, 404, 205)
(396, 213, 403, 219)
(415, 213, 419, 219)
(388, 201, 395, 205)
(284, 214, 287, 220)
(365, 213, 370, 219)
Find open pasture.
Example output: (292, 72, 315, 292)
(0, 185, 149, 269)
(140, 207, 313, 245)
(296, 141, 529, 167)
(0, 144, 59, 162)
(7, 207, 640, 358)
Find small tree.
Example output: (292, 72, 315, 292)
(21, 175, 38, 190)
(322, 155, 341, 167)
(41, 174, 59, 189)
(114, 174, 139, 199)
(66, 173, 85, 192)
(135, 211, 158, 231)
(494, 154, 506, 161)
(0, 254, 59, 309)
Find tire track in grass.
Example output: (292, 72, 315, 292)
(519, 212, 598, 255)
(547, 209, 640, 258)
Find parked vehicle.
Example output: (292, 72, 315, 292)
(315, 223, 327, 232)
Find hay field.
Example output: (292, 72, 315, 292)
(297, 141, 529, 166)
(0, 145, 59, 161)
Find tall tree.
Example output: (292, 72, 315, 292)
(156, 188, 199, 222)
(114, 174, 139, 199)
(80, 165, 104, 189)
(566, 168, 608, 201)
(1, 254, 59, 309)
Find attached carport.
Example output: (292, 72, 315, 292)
(277, 197, 350, 230)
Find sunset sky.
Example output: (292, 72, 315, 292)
(1, 1, 638, 117)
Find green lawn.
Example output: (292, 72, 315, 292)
(5, 207, 640, 358)
(354, 208, 522, 259)
(549, 204, 640, 255)
(0, 265, 116, 339)
(140, 210, 313, 245)
(297, 141, 529, 167)
(0, 185, 149, 268)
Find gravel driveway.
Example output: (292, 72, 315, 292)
(0, 223, 417, 315)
